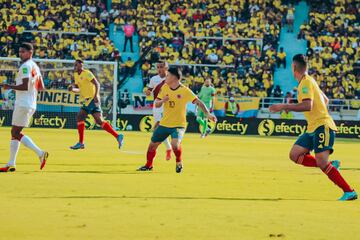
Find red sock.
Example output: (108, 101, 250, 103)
(173, 147, 182, 163)
(323, 163, 353, 192)
(77, 121, 85, 144)
(297, 154, 317, 167)
(146, 150, 156, 167)
(101, 122, 118, 138)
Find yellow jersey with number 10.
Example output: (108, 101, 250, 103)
(297, 74, 337, 133)
(74, 69, 96, 103)
(157, 83, 198, 128)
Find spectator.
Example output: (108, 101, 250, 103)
(276, 47, 287, 68)
(123, 57, 135, 76)
(119, 89, 130, 108)
(100, 10, 110, 27)
(286, 4, 295, 33)
(123, 21, 135, 52)
(272, 85, 283, 98)
(224, 97, 240, 117)
(285, 92, 294, 103)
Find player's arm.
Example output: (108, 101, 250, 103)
(2, 78, 29, 91)
(68, 83, 80, 93)
(210, 92, 215, 112)
(194, 98, 217, 122)
(37, 76, 46, 91)
(154, 95, 169, 108)
(91, 78, 100, 104)
(146, 78, 155, 96)
(269, 99, 313, 113)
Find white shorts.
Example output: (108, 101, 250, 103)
(12, 106, 35, 127)
(153, 106, 163, 122)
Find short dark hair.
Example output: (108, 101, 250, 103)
(75, 59, 84, 64)
(19, 42, 33, 51)
(157, 60, 168, 67)
(167, 66, 182, 80)
(292, 54, 307, 72)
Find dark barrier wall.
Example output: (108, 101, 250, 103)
(0, 111, 359, 139)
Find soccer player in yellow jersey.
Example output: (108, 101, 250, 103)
(138, 67, 217, 173)
(68, 59, 124, 150)
(270, 54, 357, 201)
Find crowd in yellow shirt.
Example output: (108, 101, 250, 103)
(114, 0, 289, 98)
(298, 0, 359, 101)
(0, 0, 117, 62)
(0, 0, 118, 93)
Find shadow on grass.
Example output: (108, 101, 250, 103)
(26, 195, 322, 201)
(341, 168, 360, 171)
(45, 170, 142, 175)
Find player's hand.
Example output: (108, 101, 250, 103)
(269, 104, 286, 113)
(68, 85, 73, 92)
(207, 113, 217, 122)
(162, 95, 170, 102)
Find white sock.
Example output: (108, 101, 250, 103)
(163, 138, 172, 150)
(21, 135, 43, 157)
(7, 139, 20, 167)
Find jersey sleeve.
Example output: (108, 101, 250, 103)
(298, 79, 314, 102)
(148, 77, 156, 89)
(157, 85, 165, 100)
(19, 64, 31, 80)
(85, 70, 95, 82)
(185, 87, 198, 103)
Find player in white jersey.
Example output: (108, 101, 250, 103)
(0, 43, 48, 172)
(145, 61, 172, 160)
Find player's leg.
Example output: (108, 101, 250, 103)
(70, 109, 87, 149)
(0, 125, 23, 172)
(314, 126, 357, 200)
(153, 111, 172, 160)
(19, 108, 48, 169)
(153, 109, 172, 156)
(2, 107, 48, 171)
(289, 133, 317, 167)
(170, 128, 185, 173)
(138, 125, 169, 171)
(139, 141, 162, 170)
(92, 110, 124, 149)
(196, 110, 207, 136)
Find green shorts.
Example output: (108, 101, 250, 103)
(151, 125, 185, 143)
(81, 99, 102, 115)
(295, 125, 335, 154)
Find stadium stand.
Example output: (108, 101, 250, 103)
(0, 0, 119, 98)
(299, 0, 359, 100)
(0, 0, 117, 61)
(112, 0, 289, 98)
(0, 0, 358, 106)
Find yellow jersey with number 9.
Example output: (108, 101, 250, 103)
(297, 74, 337, 133)
(157, 83, 198, 128)
(74, 69, 96, 104)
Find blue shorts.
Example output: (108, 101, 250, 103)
(295, 125, 335, 154)
(151, 125, 185, 143)
(81, 99, 102, 114)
